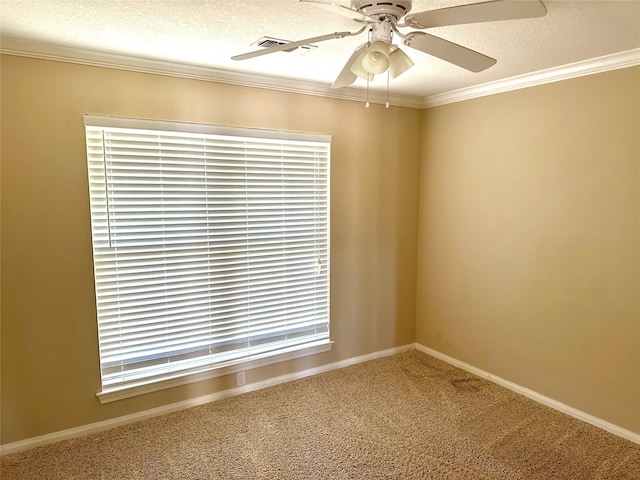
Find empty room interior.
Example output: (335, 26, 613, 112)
(1, 0, 639, 478)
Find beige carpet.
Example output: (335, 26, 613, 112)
(2, 350, 639, 479)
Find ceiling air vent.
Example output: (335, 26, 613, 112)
(252, 36, 317, 55)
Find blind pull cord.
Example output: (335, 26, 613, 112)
(102, 130, 113, 248)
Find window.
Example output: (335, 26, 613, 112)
(85, 115, 330, 402)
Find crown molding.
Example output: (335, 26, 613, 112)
(2, 37, 638, 110)
(0, 36, 424, 109)
(423, 48, 640, 108)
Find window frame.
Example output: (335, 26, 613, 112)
(84, 115, 332, 403)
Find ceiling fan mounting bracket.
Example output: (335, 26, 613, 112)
(350, 0, 413, 21)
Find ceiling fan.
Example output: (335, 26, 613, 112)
(232, 0, 547, 89)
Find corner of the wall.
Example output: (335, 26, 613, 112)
(414, 343, 640, 445)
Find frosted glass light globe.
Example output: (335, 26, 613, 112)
(361, 41, 390, 74)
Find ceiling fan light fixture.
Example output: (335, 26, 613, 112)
(361, 40, 391, 74)
(350, 49, 376, 80)
(388, 47, 414, 78)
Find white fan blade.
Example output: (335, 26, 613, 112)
(404, 0, 547, 29)
(232, 31, 353, 61)
(300, 0, 377, 23)
(404, 32, 496, 72)
(331, 43, 368, 89)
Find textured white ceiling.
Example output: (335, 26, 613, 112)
(1, 0, 639, 98)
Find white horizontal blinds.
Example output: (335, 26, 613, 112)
(85, 117, 330, 392)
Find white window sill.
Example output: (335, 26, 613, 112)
(97, 340, 333, 404)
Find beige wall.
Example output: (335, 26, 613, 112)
(416, 67, 640, 434)
(0, 55, 421, 444)
(2, 53, 638, 446)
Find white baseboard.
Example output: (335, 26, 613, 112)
(0, 343, 414, 456)
(4, 342, 636, 455)
(414, 343, 640, 445)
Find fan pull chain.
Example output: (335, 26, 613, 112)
(365, 75, 370, 108)
(386, 71, 390, 109)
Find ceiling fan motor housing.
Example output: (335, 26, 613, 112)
(350, 0, 413, 20)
